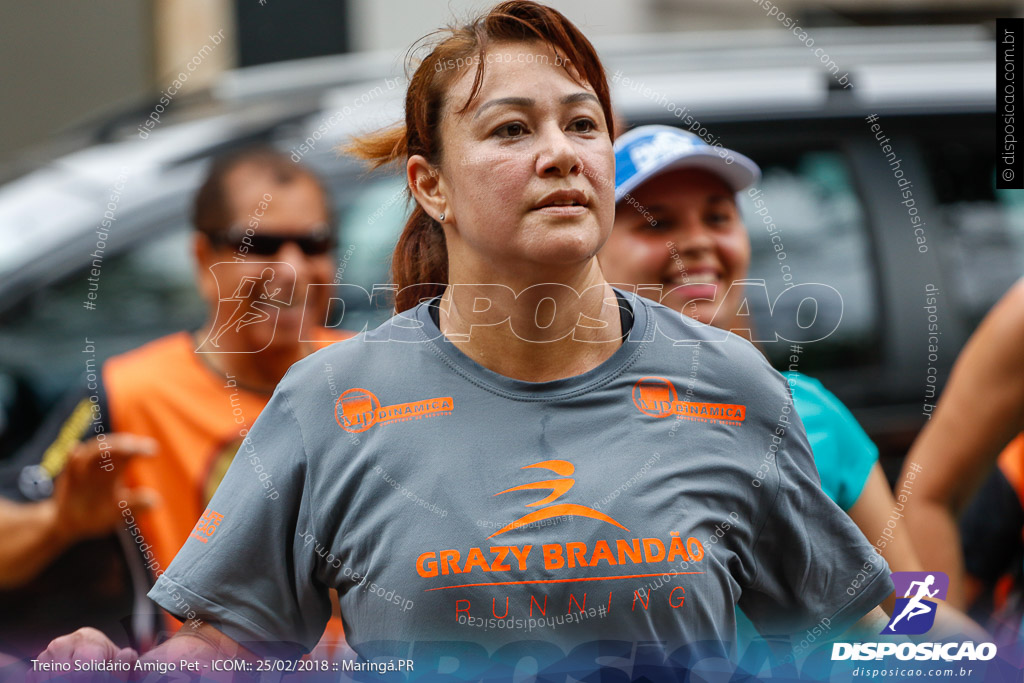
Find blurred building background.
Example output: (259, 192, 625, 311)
(0, 0, 1019, 162)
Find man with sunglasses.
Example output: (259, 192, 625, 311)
(0, 147, 350, 657)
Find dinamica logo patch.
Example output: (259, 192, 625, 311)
(335, 388, 454, 433)
(189, 508, 224, 544)
(632, 377, 746, 424)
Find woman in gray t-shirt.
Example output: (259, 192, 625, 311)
(35, 1, 892, 677)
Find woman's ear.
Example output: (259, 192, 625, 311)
(407, 155, 447, 222)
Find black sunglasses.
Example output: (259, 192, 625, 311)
(210, 224, 336, 256)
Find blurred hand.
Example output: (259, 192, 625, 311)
(52, 434, 159, 544)
(28, 628, 137, 682)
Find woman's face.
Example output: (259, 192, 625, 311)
(599, 168, 751, 328)
(432, 41, 615, 280)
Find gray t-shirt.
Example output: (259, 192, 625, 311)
(148, 290, 891, 661)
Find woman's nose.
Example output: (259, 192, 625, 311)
(536, 127, 580, 178)
(670, 220, 716, 256)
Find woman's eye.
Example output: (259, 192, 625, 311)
(636, 219, 671, 233)
(495, 122, 528, 138)
(569, 118, 596, 133)
(646, 224, 672, 234)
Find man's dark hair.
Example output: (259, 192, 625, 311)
(192, 146, 335, 235)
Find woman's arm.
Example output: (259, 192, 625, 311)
(901, 278, 1024, 608)
(847, 605, 890, 637)
(0, 434, 157, 588)
(0, 498, 64, 589)
(847, 463, 923, 613)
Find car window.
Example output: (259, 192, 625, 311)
(920, 129, 1024, 328)
(0, 227, 205, 405)
(326, 175, 409, 330)
(737, 149, 882, 374)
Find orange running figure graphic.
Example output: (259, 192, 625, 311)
(489, 459, 629, 538)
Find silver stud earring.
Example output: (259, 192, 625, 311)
(439, 212, 445, 221)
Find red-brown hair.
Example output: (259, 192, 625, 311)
(345, 0, 615, 312)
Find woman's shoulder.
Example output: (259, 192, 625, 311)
(635, 294, 774, 368)
(281, 305, 435, 387)
(632, 295, 790, 406)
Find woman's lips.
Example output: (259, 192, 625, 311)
(664, 273, 721, 303)
(531, 188, 589, 217)
(532, 205, 588, 217)
(668, 283, 718, 302)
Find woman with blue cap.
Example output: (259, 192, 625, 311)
(600, 125, 921, 582)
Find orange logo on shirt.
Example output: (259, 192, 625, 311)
(335, 388, 453, 433)
(489, 460, 629, 538)
(632, 377, 746, 424)
(189, 508, 223, 544)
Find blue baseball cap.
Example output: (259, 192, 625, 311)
(614, 125, 761, 203)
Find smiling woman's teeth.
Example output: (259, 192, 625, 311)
(669, 273, 718, 285)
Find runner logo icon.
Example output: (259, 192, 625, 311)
(196, 262, 295, 353)
(882, 571, 949, 635)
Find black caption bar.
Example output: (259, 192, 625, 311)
(998, 18, 1024, 190)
